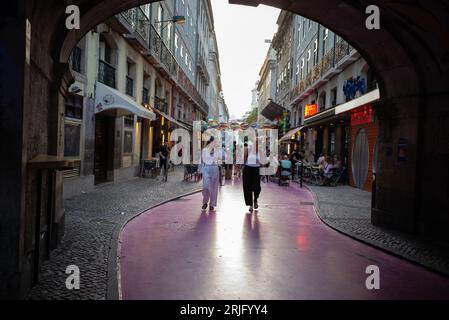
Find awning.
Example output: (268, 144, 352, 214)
(260, 100, 286, 121)
(279, 126, 304, 142)
(335, 88, 380, 115)
(303, 107, 336, 126)
(94, 81, 156, 120)
(151, 107, 191, 131)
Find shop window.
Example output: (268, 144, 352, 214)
(65, 94, 83, 119)
(123, 130, 133, 154)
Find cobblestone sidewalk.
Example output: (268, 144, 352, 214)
(306, 184, 449, 276)
(28, 167, 201, 300)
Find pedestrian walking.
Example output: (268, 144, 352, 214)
(242, 142, 261, 212)
(201, 137, 221, 211)
(159, 142, 170, 182)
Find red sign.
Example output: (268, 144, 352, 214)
(351, 104, 373, 126)
(304, 104, 318, 118)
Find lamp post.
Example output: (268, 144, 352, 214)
(153, 15, 185, 33)
(154, 15, 185, 57)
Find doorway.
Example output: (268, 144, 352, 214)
(94, 114, 115, 184)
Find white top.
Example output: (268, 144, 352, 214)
(246, 152, 260, 167)
(202, 148, 222, 165)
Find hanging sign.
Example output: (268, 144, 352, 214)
(304, 104, 318, 118)
(351, 104, 373, 126)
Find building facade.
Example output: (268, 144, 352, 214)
(63, 1, 225, 198)
(256, 10, 380, 191)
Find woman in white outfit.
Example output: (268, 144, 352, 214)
(201, 137, 221, 211)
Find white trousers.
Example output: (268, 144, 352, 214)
(202, 165, 219, 207)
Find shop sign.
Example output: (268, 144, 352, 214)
(351, 104, 373, 126)
(304, 104, 318, 118)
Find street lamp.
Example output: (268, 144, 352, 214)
(154, 15, 186, 32)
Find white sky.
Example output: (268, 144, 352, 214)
(211, 1, 280, 120)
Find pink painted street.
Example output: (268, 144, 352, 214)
(119, 181, 449, 300)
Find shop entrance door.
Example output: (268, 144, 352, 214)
(94, 114, 114, 184)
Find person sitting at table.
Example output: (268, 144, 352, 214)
(290, 148, 301, 176)
(279, 155, 292, 178)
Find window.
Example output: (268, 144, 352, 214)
(157, 5, 164, 35)
(322, 29, 328, 57)
(124, 114, 134, 128)
(174, 33, 178, 53)
(69, 46, 82, 73)
(99, 35, 112, 64)
(167, 23, 171, 44)
(65, 94, 83, 119)
(303, 19, 306, 38)
(142, 88, 149, 104)
(123, 131, 133, 154)
(64, 123, 81, 157)
(331, 87, 337, 107)
(319, 92, 326, 111)
(300, 58, 305, 79)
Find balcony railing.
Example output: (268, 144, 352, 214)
(98, 59, 116, 88)
(126, 76, 134, 96)
(121, 7, 149, 42)
(335, 39, 351, 64)
(196, 54, 210, 85)
(290, 39, 355, 103)
(118, 10, 209, 117)
(149, 25, 176, 76)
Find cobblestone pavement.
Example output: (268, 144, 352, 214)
(28, 167, 201, 300)
(306, 184, 449, 276)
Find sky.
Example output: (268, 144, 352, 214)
(211, 1, 280, 120)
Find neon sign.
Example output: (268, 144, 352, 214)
(304, 104, 318, 118)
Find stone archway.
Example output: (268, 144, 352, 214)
(2, 0, 449, 298)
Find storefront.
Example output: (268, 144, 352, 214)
(302, 104, 350, 177)
(347, 104, 377, 191)
(335, 89, 380, 191)
(279, 126, 303, 155)
(92, 81, 155, 184)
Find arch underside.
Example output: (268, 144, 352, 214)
(37, 0, 449, 101)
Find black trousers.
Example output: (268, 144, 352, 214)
(243, 165, 261, 206)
